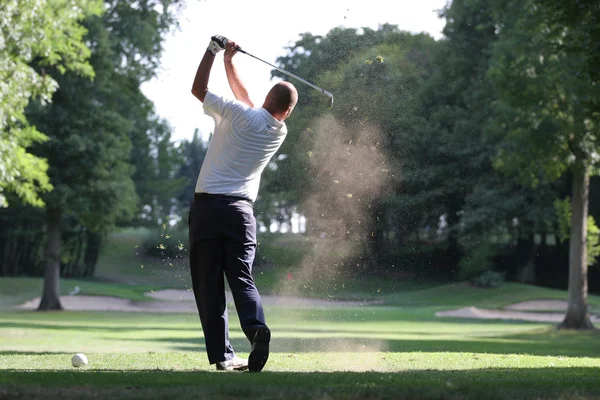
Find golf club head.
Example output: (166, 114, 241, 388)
(325, 91, 334, 109)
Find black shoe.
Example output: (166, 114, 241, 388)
(215, 357, 248, 371)
(248, 326, 270, 373)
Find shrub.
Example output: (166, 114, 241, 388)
(472, 269, 505, 288)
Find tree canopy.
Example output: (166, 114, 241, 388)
(0, 0, 102, 207)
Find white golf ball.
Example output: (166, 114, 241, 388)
(71, 353, 88, 367)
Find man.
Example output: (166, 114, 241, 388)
(189, 35, 298, 372)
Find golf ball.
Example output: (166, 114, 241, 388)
(71, 353, 88, 367)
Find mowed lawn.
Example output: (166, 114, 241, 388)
(2, 230, 600, 399)
(2, 300, 600, 399)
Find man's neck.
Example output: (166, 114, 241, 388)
(262, 105, 285, 122)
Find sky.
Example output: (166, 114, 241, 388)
(141, 0, 448, 143)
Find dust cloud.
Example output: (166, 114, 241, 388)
(281, 115, 392, 293)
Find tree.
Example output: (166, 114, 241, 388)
(263, 25, 410, 215)
(391, 0, 501, 277)
(489, 0, 600, 329)
(129, 115, 186, 227)
(27, 0, 183, 310)
(266, 26, 441, 274)
(416, 0, 565, 283)
(0, 0, 102, 207)
(176, 129, 208, 215)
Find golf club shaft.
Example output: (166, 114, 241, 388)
(236, 48, 333, 106)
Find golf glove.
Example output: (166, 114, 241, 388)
(207, 35, 228, 55)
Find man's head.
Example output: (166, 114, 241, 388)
(262, 82, 298, 121)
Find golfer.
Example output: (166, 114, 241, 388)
(189, 35, 298, 372)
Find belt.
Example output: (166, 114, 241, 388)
(194, 192, 253, 206)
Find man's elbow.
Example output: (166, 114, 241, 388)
(191, 87, 207, 102)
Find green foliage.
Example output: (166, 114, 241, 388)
(175, 129, 207, 217)
(1, 0, 184, 279)
(588, 216, 600, 267)
(554, 197, 571, 243)
(27, 0, 185, 232)
(130, 116, 187, 227)
(266, 26, 442, 272)
(0, 0, 102, 207)
(489, 0, 600, 181)
(471, 270, 506, 288)
(554, 197, 600, 267)
(262, 25, 427, 210)
(458, 244, 497, 280)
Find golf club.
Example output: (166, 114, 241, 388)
(235, 47, 334, 109)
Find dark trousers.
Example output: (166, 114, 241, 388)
(188, 194, 267, 364)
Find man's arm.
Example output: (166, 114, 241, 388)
(224, 41, 254, 108)
(191, 36, 228, 102)
(191, 50, 215, 102)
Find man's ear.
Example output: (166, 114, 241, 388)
(284, 105, 294, 120)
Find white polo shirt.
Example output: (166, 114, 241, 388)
(195, 91, 287, 202)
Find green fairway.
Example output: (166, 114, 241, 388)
(3, 306, 596, 355)
(2, 303, 600, 399)
(3, 231, 600, 399)
(2, 353, 599, 400)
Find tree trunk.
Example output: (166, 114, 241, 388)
(559, 165, 594, 330)
(38, 207, 63, 311)
(83, 231, 102, 277)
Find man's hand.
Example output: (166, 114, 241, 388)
(224, 40, 239, 62)
(207, 35, 228, 56)
(193, 36, 226, 102)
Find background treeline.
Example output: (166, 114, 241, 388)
(2, 0, 599, 298)
(0, 0, 207, 280)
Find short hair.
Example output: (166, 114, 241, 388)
(268, 82, 298, 113)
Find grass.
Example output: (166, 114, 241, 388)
(2, 231, 600, 399)
(2, 364, 598, 400)
(385, 282, 600, 311)
(1, 306, 600, 399)
(92, 230, 600, 311)
(93, 230, 441, 297)
(1, 353, 599, 400)
(95, 227, 189, 287)
(1, 306, 599, 356)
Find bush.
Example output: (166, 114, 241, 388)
(457, 243, 497, 280)
(472, 270, 506, 288)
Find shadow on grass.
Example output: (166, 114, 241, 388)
(0, 320, 539, 334)
(137, 334, 600, 358)
(1, 368, 599, 400)
(2, 320, 600, 358)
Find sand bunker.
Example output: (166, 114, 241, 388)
(145, 289, 382, 306)
(504, 300, 568, 311)
(18, 289, 382, 313)
(436, 301, 600, 323)
(18, 295, 198, 313)
(18, 291, 597, 324)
